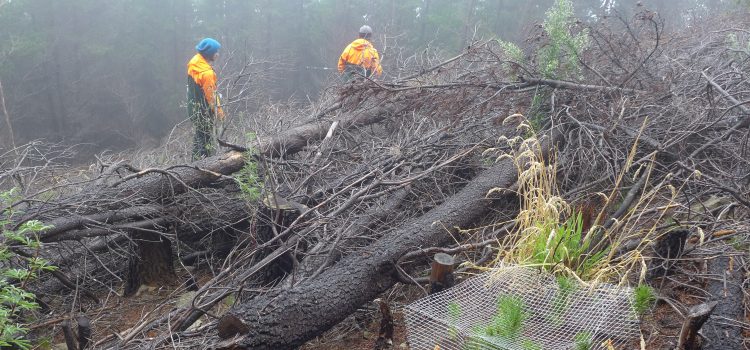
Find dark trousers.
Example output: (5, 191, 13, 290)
(191, 113, 214, 161)
(341, 64, 372, 83)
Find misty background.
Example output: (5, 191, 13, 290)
(0, 0, 746, 161)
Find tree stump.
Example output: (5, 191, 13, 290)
(429, 253, 455, 294)
(677, 301, 717, 350)
(77, 315, 91, 350)
(648, 228, 689, 279)
(61, 320, 77, 350)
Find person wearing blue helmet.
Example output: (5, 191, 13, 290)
(187, 38, 224, 160)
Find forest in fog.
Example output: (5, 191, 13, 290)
(2, 0, 750, 349)
(0, 0, 747, 157)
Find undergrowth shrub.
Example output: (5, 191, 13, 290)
(499, 0, 590, 130)
(1, 188, 56, 349)
(236, 132, 262, 202)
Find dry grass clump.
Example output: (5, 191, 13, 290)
(485, 115, 692, 288)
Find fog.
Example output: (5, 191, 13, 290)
(0, 0, 744, 160)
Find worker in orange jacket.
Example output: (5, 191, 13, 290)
(187, 38, 224, 160)
(338, 25, 383, 82)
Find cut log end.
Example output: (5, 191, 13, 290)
(429, 253, 455, 294)
(217, 314, 251, 339)
(124, 231, 177, 297)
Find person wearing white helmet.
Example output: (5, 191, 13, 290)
(338, 25, 383, 82)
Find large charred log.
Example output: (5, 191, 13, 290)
(22, 95, 409, 244)
(11, 98, 411, 300)
(214, 144, 546, 348)
(5, 14, 750, 349)
(701, 250, 744, 350)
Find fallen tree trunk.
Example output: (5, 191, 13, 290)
(16, 96, 412, 307)
(214, 141, 543, 349)
(28, 98, 406, 242)
(702, 251, 744, 350)
(257, 96, 409, 157)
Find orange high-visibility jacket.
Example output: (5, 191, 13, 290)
(337, 38, 383, 76)
(187, 53, 224, 118)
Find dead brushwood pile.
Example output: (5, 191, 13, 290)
(1, 10, 749, 350)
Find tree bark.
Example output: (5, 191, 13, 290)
(215, 154, 527, 349)
(701, 252, 744, 350)
(677, 301, 717, 350)
(27, 98, 404, 243)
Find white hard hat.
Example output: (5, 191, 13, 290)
(359, 25, 373, 35)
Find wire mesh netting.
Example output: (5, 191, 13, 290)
(404, 266, 640, 350)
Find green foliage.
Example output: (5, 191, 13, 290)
(539, 0, 589, 79)
(448, 301, 462, 319)
(529, 212, 606, 279)
(500, 41, 524, 63)
(462, 295, 539, 350)
(0, 189, 56, 349)
(632, 284, 656, 316)
(448, 301, 462, 340)
(549, 275, 577, 324)
(556, 275, 577, 296)
(237, 157, 262, 202)
(498, 40, 525, 74)
(573, 331, 593, 350)
(462, 296, 525, 348)
(521, 339, 542, 350)
(484, 295, 527, 340)
(519, 0, 590, 131)
(528, 92, 548, 132)
(235, 133, 262, 202)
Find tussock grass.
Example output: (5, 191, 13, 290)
(487, 115, 693, 289)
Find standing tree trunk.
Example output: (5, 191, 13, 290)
(419, 0, 431, 45)
(0, 79, 15, 149)
(461, 0, 478, 50)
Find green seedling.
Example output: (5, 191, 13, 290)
(632, 284, 656, 316)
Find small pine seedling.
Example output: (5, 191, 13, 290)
(573, 331, 593, 350)
(632, 284, 657, 315)
(485, 295, 527, 340)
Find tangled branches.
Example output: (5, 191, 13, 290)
(1, 8, 749, 349)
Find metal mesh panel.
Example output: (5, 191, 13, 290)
(404, 266, 640, 350)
